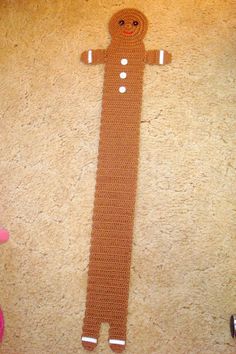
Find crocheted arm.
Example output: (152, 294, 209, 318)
(145, 49, 172, 65)
(81, 49, 107, 65)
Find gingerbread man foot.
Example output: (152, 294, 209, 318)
(81, 316, 100, 351)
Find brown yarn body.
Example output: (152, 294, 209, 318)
(81, 8, 171, 353)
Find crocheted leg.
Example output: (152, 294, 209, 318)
(81, 315, 100, 351)
(108, 319, 127, 353)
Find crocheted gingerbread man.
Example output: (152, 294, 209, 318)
(81, 8, 171, 353)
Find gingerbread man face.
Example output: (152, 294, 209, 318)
(109, 8, 148, 43)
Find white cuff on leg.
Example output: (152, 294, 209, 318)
(82, 336, 97, 344)
(109, 339, 126, 346)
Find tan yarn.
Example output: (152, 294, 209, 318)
(81, 8, 172, 353)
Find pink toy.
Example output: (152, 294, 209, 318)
(0, 228, 9, 343)
(0, 308, 4, 342)
(0, 229, 9, 244)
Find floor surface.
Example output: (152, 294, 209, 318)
(0, 0, 235, 353)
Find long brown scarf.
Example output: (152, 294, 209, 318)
(80, 8, 172, 353)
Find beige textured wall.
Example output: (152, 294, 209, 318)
(0, 0, 235, 353)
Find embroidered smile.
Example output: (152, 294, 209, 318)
(123, 30, 134, 35)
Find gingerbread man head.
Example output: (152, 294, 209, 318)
(109, 8, 148, 44)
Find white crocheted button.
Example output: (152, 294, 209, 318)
(121, 58, 128, 65)
(119, 86, 126, 93)
(120, 72, 127, 79)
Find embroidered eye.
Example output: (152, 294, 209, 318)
(133, 21, 139, 26)
(119, 20, 125, 26)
